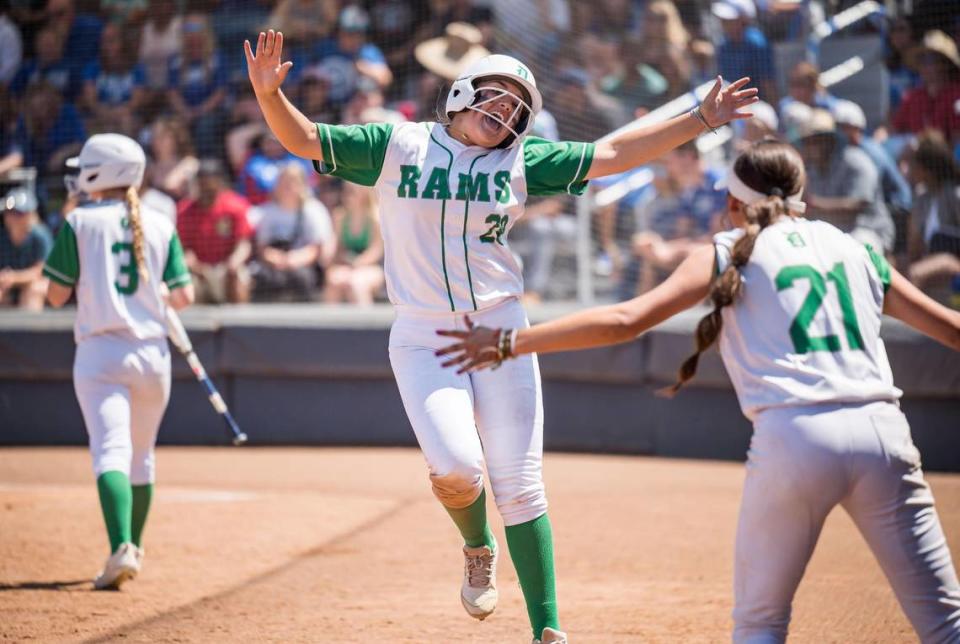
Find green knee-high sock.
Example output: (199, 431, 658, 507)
(505, 513, 560, 639)
(444, 489, 496, 549)
(131, 484, 153, 548)
(96, 471, 133, 553)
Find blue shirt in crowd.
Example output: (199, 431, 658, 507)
(168, 53, 227, 107)
(10, 60, 80, 100)
(306, 38, 387, 104)
(0, 219, 53, 270)
(650, 168, 727, 237)
(12, 103, 86, 171)
(82, 61, 146, 106)
(856, 136, 913, 213)
(717, 26, 775, 85)
(239, 153, 315, 203)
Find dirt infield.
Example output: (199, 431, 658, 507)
(1, 447, 958, 643)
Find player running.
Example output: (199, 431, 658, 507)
(245, 29, 755, 643)
(437, 140, 960, 642)
(44, 134, 194, 590)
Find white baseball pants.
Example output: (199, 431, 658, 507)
(733, 400, 960, 643)
(74, 332, 171, 485)
(389, 297, 546, 526)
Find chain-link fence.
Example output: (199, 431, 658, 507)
(1, 0, 958, 307)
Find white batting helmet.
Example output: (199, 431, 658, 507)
(69, 133, 146, 194)
(445, 54, 543, 148)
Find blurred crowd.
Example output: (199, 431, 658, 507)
(1, 0, 959, 311)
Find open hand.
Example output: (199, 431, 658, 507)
(699, 76, 759, 128)
(244, 30, 294, 96)
(435, 316, 502, 374)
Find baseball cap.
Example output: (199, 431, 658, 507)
(3, 187, 38, 213)
(339, 5, 369, 32)
(711, 0, 756, 20)
(795, 108, 836, 140)
(832, 99, 867, 130)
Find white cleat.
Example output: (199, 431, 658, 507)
(460, 542, 498, 620)
(533, 627, 569, 644)
(93, 542, 140, 590)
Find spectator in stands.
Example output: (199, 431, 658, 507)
(145, 117, 197, 201)
(10, 23, 79, 100)
(0, 87, 22, 176)
(43, 0, 102, 79)
(99, 0, 147, 25)
(798, 109, 895, 252)
(635, 0, 693, 99)
(572, 0, 642, 38)
(167, 13, 228, 159)
(592, 33, 668, 123)
(250, 163, 335, 302)
(711, 0, 777, 104)
(138, 0, 181, 91)
(237, 131, 314, 205)
(367, 0, 433, 96)
(0, 187, 51, 311)
(298, 67, 338, 125)
(833, 99, 912, 247)
(12, 81, 85, 176)
(891, 30, 960, 144)
(885, 16, 920, 112)
(550, 68, 620, 142)
(81, 21, 146, 135)
(630, 141, 725, 294)
(307, 5, 392, 106)
(324, 182, 384, 305)
(177, 158, 253, 304)
(0, 1, 22, 87)
(267, 0, 339, 62)
(903, 130, 960, 296)
(778, 61, 837, 116)
(731, 99, 778, 151)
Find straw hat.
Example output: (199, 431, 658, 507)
(415, 22, 490, 81)
(918, 30, 960, 71)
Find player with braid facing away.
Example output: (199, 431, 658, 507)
(44, 134, 195, 590)
(438, 140, 960, 642)
(245, 28, 756, 642)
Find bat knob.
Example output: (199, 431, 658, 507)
(233, 433, 248, 446)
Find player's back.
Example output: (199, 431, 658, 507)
(60, 199, 177, 342)
(714, 217, 901, 419)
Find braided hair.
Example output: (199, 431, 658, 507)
(126, 185, 149, 284)
(661, 140, 806, 395)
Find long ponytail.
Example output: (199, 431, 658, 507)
(660, 140, 806, 396)
(126, 185, 149, 284)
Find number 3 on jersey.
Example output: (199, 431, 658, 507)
(111, 241, 138, 295)
(776, 262, 865, 354)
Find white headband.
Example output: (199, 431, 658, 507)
(715, 168, 807, 214)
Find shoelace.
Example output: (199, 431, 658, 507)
(465, 550, 494, 587)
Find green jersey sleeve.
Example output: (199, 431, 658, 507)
(523, 137, 595, 196)
(163, 232, 191, 289)
(43, 222, 80, 287)
(864, 244, 891, 293)
(313, 122, 394, 186)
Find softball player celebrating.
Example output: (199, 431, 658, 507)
(438, 140, 960, 642)
(245, 29, 755, 642)
(44, 133, 194, 590)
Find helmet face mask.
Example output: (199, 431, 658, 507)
(444, 55, 542, 149)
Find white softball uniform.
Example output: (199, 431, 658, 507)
(314, 121, 593, 522)
(44, 199, 191, 482)
(713, 218, 960, 642)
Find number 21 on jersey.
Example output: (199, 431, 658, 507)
(775, 262, 865, 354)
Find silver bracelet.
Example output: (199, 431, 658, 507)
(690, 106, 719, 135)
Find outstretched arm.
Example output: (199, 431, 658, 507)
(585, 77, 758, 180)
(883, 268, 960, 351)
(437, 245, 715, 372)
(244, 30, 323, 161)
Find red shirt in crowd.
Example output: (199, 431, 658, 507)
(891, 81, 960, 141)
(176, 190, 253, 265)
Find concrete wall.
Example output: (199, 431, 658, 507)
(1, 304, 958, 470)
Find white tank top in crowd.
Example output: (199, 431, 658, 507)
(713, 217, 901, 419)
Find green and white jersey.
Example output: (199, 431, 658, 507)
(44, 199, 191, 343)
(313, 121, 594, 312)
(713, 218, 901, 420)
